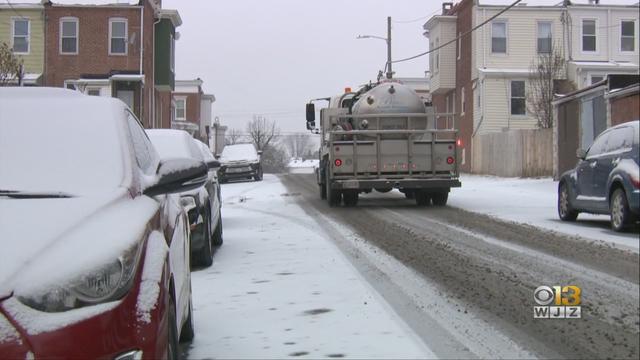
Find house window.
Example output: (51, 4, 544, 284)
(537, 21, 552, 54)
(621, 20, 636, 52)
(109, 19, 128, 55)
(429, 41, 434, 72)
(435, 38, 440, 71)
(174, 98, 186, 120)
(60, 18, 78, 54)
(87, 89, 101, 96)
(461, 87, 466, 115)
(582, 19, 597, 52)
(491, 21, 507, 54)
(510, 80, 526, 116)
(457, 32, 461, 60)
(12, 18, 30, 54)
(590, 75, 604, 84)
(169, 34, 175, 71)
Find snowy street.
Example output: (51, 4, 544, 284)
(183, 174, 639, 359)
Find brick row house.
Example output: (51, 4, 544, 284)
(1, 0, 217, 140)
(172, 78, 216, 143)
(424, 0, 639, 174)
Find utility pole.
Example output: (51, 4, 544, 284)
(387, 16, 392, 79)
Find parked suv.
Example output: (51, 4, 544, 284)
(218, 143, 263, 183)
(0, 88, 205, 359)
(147, 130, 223, 267)
(558, 120, 640, 231)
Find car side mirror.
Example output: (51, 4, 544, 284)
(257, 150, 263, 156)
(306, 103, 315, 122)
(207, 159, 221, 169)
(576, 148, 587, 160)
(214, 154, 220, 159)
(144, 158, 208, 197)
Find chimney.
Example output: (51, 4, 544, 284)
(442, 2, 453, 14)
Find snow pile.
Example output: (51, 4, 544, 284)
(147, 129, 203, 161)
(136, 231, 169, 324)
(220, 143, 259, 163)
(287, 158, 319, 174)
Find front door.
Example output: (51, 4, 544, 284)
(116, 90, 134, 111)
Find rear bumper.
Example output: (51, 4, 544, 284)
(331, 178, 461, 190)
(220, 169, 258, 181)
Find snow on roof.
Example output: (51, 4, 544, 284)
(287, 158, 319, 168)
(569, 61, 640, 68)
(146, 129, 202, 161)
(220, 143, 259, 163)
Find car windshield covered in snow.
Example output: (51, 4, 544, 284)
(0, 89, 125, 195)
(220, 143, 259, 163)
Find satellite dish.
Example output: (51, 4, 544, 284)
(175, 31, 181, 40)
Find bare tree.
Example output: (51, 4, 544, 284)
(284, 133, 312, 159)
(246, 115, 279, 151)
(225, 128, 244, 145)
(0, 42, 22, 86)
(527, 42, 564, 129)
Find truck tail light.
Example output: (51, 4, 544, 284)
(632, 176, 640, 189)
(456, 138, 463, 147)
(447, 157, 455, 165)
(334, 159, 343, 167)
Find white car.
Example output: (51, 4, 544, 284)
(0, 88, 204, 359)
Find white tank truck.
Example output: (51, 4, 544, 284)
(306, 80, 461, 207)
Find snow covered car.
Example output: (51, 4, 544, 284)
(0, 88, 205, 359)
(218, 143, 263, 183)
(558, 120, 640, 231)
(147, 130, 223, 267)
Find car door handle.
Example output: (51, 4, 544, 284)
(612, 158, 620, 166)
(589, 161, 597, 168)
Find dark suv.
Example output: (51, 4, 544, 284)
(218, 143, 263, 183)
(558, 120, 639, 231)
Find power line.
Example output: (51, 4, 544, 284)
(392, 0, 523, 64)
(4, 0, 28, 19)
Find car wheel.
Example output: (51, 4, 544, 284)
(326, 168, 341, 207)
(343, 190, 358, 207)
(179, 288, 195, 342)
(432, 191, 448, 206)
(212, 214, 223, 246)
(610, 188, 631, 232)
(415, 190, 431, 206)
(167, 296, 179, 360)
(558, 182, 579, 221)
(194, 211, 213, 267)
(404, 191, 415, 199)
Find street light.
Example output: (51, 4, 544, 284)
(356, 17, 393, 79)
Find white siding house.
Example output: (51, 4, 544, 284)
(472, 4, 564, 135)
(424, 15, 457, 95)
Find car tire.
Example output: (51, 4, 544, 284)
(415, 190, 431, 206)
(343, 190, 358, 207)
(179, 290, 195, 343)
(194, 210, 213, 267)
(558, 182, 579, 221)
(432, 191, 448, 206)
(167, 296, 179, 360)
(404, 191, 415, 199)
(326, 167, 341, 207)
(212, 214, 223, 246)
(610, 188, 631, 232)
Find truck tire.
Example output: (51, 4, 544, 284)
(326, 168, 341, 207)
(319, 182, 326, 199)
(343, 190, 358, 207)
(415, 190, 431, 206)
(432, 191, 449, 206)
(404, 190, 415, 199)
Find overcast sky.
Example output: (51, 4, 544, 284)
(15, 0, 639, 133)
(160, 0, 636, 133)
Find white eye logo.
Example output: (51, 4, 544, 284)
(534, 286, 555, 305)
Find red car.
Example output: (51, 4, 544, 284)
(0, 88, 205, 359)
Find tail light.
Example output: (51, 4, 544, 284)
(334, 159, 343, 167)
(447, 157, 455, 165)
(632, 176, 640, 189)
(456, 138, 463, 147)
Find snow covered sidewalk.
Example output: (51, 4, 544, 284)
(449, 174, 639, 252)
(184, 175, 433, 359)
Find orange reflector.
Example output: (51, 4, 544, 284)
(456, 138, 463, 147)
(335, 159, 343, 167)
(447, 157, 455, 165)
(344, 87, 352, 93)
